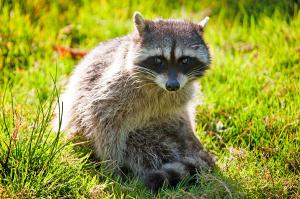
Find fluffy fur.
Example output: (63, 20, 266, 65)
(53, 12, 215, 192)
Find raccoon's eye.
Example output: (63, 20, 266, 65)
(179, 57, 190, 64)
(154, 57, 162, 65)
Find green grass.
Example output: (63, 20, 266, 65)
(1, 0, 299, 198)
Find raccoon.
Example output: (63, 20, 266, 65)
(53, 12, 215, 193)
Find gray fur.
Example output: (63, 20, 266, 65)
(53, 12, 214, 192)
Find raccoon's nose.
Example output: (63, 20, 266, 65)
(165, 80, 180, 91)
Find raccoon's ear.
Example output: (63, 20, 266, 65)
(133, 11, 146, 36)
(198, 16, 209, 30)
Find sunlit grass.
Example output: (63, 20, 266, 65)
(0, 0, 299, 198)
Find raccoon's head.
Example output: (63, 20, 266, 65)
(129, 12, 211, 92)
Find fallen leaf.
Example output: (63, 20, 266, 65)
(54, 45, 87, 59)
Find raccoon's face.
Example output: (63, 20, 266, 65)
(131, 12, 210, 92)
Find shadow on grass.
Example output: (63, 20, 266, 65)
(212, 0, 298, 19)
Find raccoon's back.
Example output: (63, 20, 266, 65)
(54, 36, 129, 133)
(78, 36, 129, 85)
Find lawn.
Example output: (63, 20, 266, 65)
(0, 0, 299, 198)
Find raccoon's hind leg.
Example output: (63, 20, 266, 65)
(124, 124, 214, 193)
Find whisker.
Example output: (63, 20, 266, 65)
(186, 67, 206, 77)
(123, 74, 142, 87)
(133, 82, 157, 90)
(134, 67, 158, 77)
(137, 72, 156, 78)
(187, 72, 204, 78)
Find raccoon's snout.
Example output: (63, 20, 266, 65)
(165, 80, 180, 91)
(155, 74, 188, 91)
